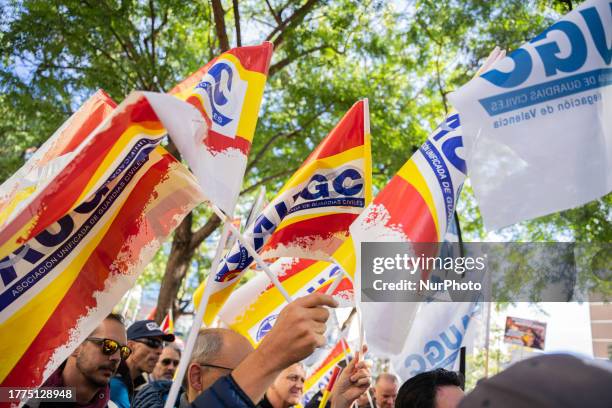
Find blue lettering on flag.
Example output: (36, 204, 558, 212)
(0, 139, 159, 311)
(419, 141, 455, 230)
(479, 68, 612, 115)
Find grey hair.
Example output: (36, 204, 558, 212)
(376, 372, 400, 384)
(191, 328, 225, 365)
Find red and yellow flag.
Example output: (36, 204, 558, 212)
(218, 258, 353, 346)
(194, 100, 371, 325)
(167, 42, 273, 214)
(0, 91, 204, 391)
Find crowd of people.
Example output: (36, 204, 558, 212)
(26, 293, 612, 408)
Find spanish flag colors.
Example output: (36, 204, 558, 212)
(0, 91, 204, 389)
(194, 100, 371, 325)
(332, 113, 466, 279)
(303, 339, 350, 405)
(218, 258, 353, 346)
(168, 42, 273, 214)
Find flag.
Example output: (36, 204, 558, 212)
(390, 302, 479, 379)
(317, 365, 341, 408)
(167, 42, 274, 215)
(0, 90, 116, 233)
(218, 258, 353, 346)
(160, 309, 174, 334)
(332, 112, 467, 355)
(303, 339, 351, 405)
(0, 91, 204, 390)
(195, 100, 371, 324)
(448, 0, 612, 230)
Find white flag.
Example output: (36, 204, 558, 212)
(449, 0, 611, 230)
(391, 302, 479, 380)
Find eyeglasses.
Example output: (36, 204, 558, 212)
(133, 338, 163, 349)
(161, 358, 180, 367)
(86, 337, 132, 360)
(199, 363, 233, 371)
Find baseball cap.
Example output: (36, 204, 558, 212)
(459, 354, 612, 408)
(127, 320, 175, 342)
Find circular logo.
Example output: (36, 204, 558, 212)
(256, 314, 278, 341)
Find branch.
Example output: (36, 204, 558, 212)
(241, 168, 298, 195)
(211, 0, 230, 52)
(148, 0, 157, 86)
(190, 212, 222, 251)
(264, 0, 282, 25)
(269, 45, 329, 76)
(265, 0, 320, 48)
(233, 0, 241, 47)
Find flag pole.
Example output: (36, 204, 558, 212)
(210, 204, 293, 303)
(163, 219, 232, 408)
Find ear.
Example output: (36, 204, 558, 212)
(188, 363, 203, 392)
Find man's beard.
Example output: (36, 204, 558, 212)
(76, 356, 118, 387)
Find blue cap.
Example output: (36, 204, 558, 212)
(127, 320, 175, 342)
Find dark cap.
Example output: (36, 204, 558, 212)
(459, 354, 612, 408)
(127, 320, 175, 342)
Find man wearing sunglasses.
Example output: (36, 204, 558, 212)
(26, 313, 129, 408)
(152, 345, 182, 381)
(110, 320, 175, 408)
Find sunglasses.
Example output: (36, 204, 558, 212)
(161, 358, 180, 367)
(86, 337, 132, 360)
(133, 337, 164, 349)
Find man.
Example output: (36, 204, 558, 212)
(26, 313, 130, 408)
(190, 293, 371, 408)
(259, 363, 306, 407)
(151, 345, 181, 381)
(373, 373, 399, 408)
(395, 369, 464, 408)
(185, 328, 255, 402)
(110, 319, 175, 407)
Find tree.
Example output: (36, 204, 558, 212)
(1, 0, 608, 323)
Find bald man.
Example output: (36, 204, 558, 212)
(374, 373, 399, 408)
(186, 328, 254, 402)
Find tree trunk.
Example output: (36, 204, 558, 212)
(154, 213, 195, 323)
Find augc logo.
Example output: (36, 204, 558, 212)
(195, 60, 248, 138)
(256, 313, 278, 341)
(482, 3, 611, 88)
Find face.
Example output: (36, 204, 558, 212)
(127, 336, 164, 375)
(269, 364, 306, 406)
(435, 385, 464, 408)
(374, 378, 398, 408)
(74, 318, 127, 387)
(187, 330, 254, 402)
(152, 346, 180, 380)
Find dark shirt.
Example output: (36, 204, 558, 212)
(25, 364, 110, 408)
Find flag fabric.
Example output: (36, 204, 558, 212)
(195, 100, 371, 325)
(218, 257, 353, 346)
(448, 0, 612, 230)
(390, 302, 479, 379)
(168, 42, 274, 215)
(303, 339, 351, 405)
(317, 365, 341, 408)
(332, 113, 467, 355)
(0, 91, 204, 391)
(160, 309, 174, 334)
(0, 90, 117, 236)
